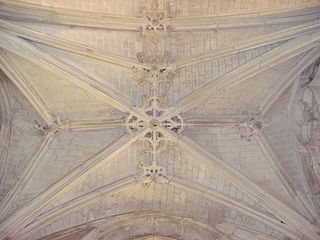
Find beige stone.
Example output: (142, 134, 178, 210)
(0, 0, 319, 239)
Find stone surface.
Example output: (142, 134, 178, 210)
(0, 1, 320, 240)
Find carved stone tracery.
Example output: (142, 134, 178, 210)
(132, 95, 182, 184)
(125, 114, 147, 135)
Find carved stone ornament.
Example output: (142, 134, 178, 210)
(127, 0, 182, 184)
(32, 120, 49, 135)
(125, 114, 147, 135)
(133, 51, 175, 92)
(293, 86, 320, 145)
(139, 0, 171, 37)
(126, 96, 183, 163)
(32, 117, 70, 136)
(140, 162, 171, 185)
(235, 117, 264, 141)
(292, 58, 320, 211)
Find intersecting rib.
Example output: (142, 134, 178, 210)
(175, 21, 320, 68)
(0, 49, 53, 124)
(161, 32, 320, 122)
(161, 128, 320, 240)
(0, 30, 148, 122)
(0, 129, 147, 239)
(0, 134, 53, 220)
(68, 118, 125, 131)
(0, 19, 141, 69)
(258, 46, 320, 118)
(170, 7, 320, 31)
(170, 176, 299, 240)
(0, 0, 144, 30)
(16, 176, 139, 240)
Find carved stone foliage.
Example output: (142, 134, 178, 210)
(133, 50, 175, 92)
(293, 58, 320, 146)
(32, 120, 49, 135)
(292, 58, 320, 211)
(126, 95, 183, 185)
(140, 162, 171, 185)
(32, 117, 70, 136)
(235, 117, 264, 141)
(293, 86, 320, 145)
(139, 0, 171, 37)
(127, 0, 181, 184)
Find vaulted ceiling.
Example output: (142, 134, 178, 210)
(0, 0, 320, 240)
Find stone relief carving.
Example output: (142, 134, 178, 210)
(133, 50, 175, 92)
(32, 120, 49, 135)
(235, 117, 264, 141)
(139, 0, 171, 37)
(32, 116, 70, 136)
(129, 0, 181, 184)
(293, 86, 320, 145)
(140, 161, 171, 185)
(125, 114, 146, 135)
(292, 57, 320, 212)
